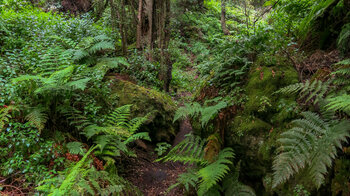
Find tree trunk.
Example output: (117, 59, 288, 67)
(118, 0, 127, 55)
(221, 0, 230, 35)
(136, 0, 143, 50)
(163, 0, 172, 92)
(146, 0, 154, 61)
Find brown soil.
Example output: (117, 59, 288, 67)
(123, 118, 193, 196)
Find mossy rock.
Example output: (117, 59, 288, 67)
(244, 65, 299, 115)
(224, 64, 299, 193)
(110, 79, 178, 142)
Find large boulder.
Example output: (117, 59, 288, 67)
(225, 63, 299, 193)
(110, 79, 178, 142)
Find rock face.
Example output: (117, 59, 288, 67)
(225, 63, 299, 193)
(111, 79, 178, 142)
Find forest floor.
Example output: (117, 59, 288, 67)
(123, 119, 193, 196)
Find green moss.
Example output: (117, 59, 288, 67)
(244, 64, 298, 115)
(231, 114, 272, 136)
(111, 79, 178, 142)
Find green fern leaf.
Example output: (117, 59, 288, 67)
(272, 112, 350, 188)
(25, 106, 48, 131)
(197, 148, 235, 196)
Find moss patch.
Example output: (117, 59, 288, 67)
(111, 79, 178, 142)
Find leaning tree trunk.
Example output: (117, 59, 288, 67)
(221, 0, 230, 35)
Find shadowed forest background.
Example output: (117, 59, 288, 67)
(0, 0, 350, 195)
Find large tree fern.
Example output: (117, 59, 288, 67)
(272, 111, 350, 188)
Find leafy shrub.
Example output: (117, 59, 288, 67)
(0, 122, 64, 184)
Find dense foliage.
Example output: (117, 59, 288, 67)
(0, 0, 349, 195)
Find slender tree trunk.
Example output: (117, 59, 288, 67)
(221, 0, 230, 35)
(136, 0, 143, 50)
(146, 0, 154, 61)
(119, 0, 127, 55)
(163, 0, 172, 92)
(110, 0, 118, 35)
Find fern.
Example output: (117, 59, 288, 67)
(326, 94, 350, 114)
(157, 134, 208, 165)
(37, 146, 124, 196)
(173, 102, 202, 122)
(174, 101, 227, 127)
(332, 59, 350, 86)
(299, 0, 337, 40)
(275, 79, 330, 104)
(66, 141, 86, 155)
(222, 163, 256, 196)
(13, 65, 91, 96)
(78, 105, 151, 163)
(197, 148, 235, 195)
(0, 105, 15, 130)
(159, 134, 235, 195)
(272, 112, 350, 188)
(73, 35, 115, 65)
(25, 106, 48, 132)
(201, 101, 227, 127)
(45, 146, 97, 196)
(167, 169, 199, 193)
(337, 23, 350, 56)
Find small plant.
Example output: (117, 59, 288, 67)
(155, 142, 171, 156)
(258, 96, 272, 112)
(293, 184, 310, 196)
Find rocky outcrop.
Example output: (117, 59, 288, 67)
(111, 79, 178, 142)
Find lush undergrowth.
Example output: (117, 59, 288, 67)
(0, 0, 349, 195)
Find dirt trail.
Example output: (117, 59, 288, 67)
(123, 119, 193, 196)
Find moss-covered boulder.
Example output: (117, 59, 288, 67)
(225, 63, 299, 193)
(110, 79, 178, 142)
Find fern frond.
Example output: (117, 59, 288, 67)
(49, 146, 97, 196)
(197, 148, 235, 196)
(337, 23, 350, 56)
(25, 106, 48, 131)
(66, 142, 85, 155)
(88, 41, 115, 54)
(106, 105, 132, 127)
(201, 101, 227, 127)
(0, 105, 15, 130)
(326, 94, 350, 114)
(223, 163, 256, 196)
(275, 80, 330, 104)
(168, 169, 199, 193)
(173, 102, 202, 122)
(157, 134, 208, 165)
(66, 78, 91, 91)
(73, 49, 90, 61)
(272, 112, 350, 188)
(124, 132, 151, 145)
